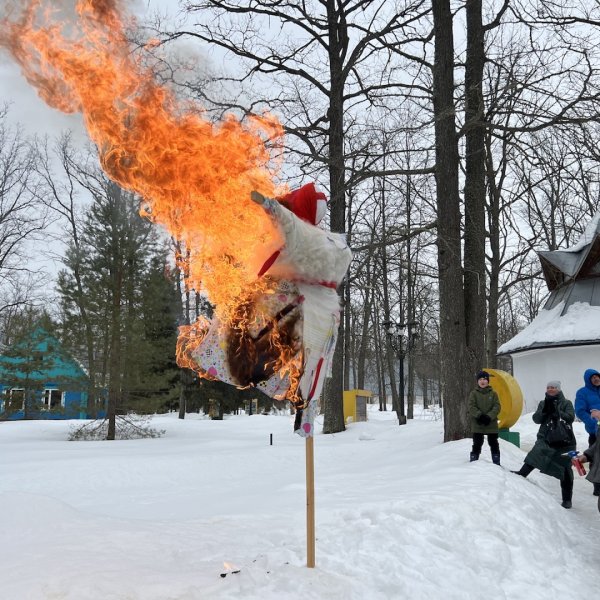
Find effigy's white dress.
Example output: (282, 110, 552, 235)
(190, 198, 352, 437)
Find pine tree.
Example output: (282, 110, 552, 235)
(57, 174, 180, 438)
(124, 253, 180, 413)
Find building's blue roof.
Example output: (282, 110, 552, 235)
(0, 327, 87, 384)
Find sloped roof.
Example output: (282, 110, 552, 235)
(499, 212, 600, 355)
(538, 250, 582, 289)
(538, 213, 600, 291)
(0, 327, 88, 384)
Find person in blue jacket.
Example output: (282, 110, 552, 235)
(575, 368, 600, 495)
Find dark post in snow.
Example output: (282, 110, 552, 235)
(382, 321, 419, 425)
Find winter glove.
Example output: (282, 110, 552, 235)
(477, 414, 492, 426)
(542, 397, 556, 414)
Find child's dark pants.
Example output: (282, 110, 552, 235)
(472, 432, 500, 455)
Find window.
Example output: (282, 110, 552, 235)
(43, 389, 64, 410)
(7, 388, 24, 412)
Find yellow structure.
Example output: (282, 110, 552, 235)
(485, 368, 523, 429)
(343, 389, 372, 423)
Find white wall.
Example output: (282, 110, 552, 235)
(511, 345, 600, 413)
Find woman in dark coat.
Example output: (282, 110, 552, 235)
(512, 380, 576, 509)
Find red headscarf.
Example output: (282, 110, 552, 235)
(280, 183, 327, 225)
(257, 183, 328, 277)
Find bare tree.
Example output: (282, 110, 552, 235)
(0, 110, 49, 328)
(35, 135, 103, 415)
(431, 0, 470, 440)
(164, 0, 434, 433)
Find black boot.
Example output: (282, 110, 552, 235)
(293, 407, 303, 432)
(491, 453, 501, 466)
(593, 482, 600, 497)
(511, 463, 534, 477)
(469, 452, 479, 462)
(561, 472, 574, 509)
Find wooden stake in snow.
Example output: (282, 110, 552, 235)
(306, 435, 315, 568)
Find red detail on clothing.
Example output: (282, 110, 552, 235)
(307, 357, 325, 401)
(281, 183, 327, 225)
(257, 250, 281, 277)
(257, 258, 337, 290)
(257, 182, 328, 278)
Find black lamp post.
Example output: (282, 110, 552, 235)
(382, 320, 418, 425)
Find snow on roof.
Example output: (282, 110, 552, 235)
(563, 212, 600, 253)
(498, 300, 600, 355)
(538, 212, 600, 291)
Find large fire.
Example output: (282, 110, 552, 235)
(0, 0, 286, 324)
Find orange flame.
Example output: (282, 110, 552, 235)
(0, 0, 285, 323)
(175, 280, 303, 400)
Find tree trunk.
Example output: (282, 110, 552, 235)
(344, 273, 352, 391)
(375, 322, 386, 411)
(106, 183, 124, 441)
(406, 175, 415, 420)
(23, 385, 34, 420)
(322, 0, 348, 435)
(397, 260, 407, 423)
(357, 247, 375, 389)
(485, 133, 501, 368)
(106, 269, 122, 441)
(463, 0, 487, 375)
(378, 183, 399, 418)
(432, 0, 470, 441)
(356, 296, 372, 390)
(407, 358, 415, 419)
(344, 191, 354, 391)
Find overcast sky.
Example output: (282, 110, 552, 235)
(0, 1, 188, 300)
(0, 0, 184, 140)
(0, 60, 85, 141)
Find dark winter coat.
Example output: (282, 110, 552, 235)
(575, 368, 600, 436)
(524, 392, 576, 480)
(468, 385, 500, 434)
(583, 439, 600, 484)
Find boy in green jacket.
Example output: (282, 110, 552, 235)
(468, 370, 501, 465)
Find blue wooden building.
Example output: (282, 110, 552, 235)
(0, 327, 90, 420)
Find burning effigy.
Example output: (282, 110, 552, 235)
(179, 184, 352, 436)
(0, 0, 351, 436)
(248, 186, 352, 435)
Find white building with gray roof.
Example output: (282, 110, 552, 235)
(498, 213, 600, 412)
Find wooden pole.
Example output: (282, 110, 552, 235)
(306, 435, 315, 568)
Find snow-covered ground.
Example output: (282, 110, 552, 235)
(1, 406, 598, 600)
